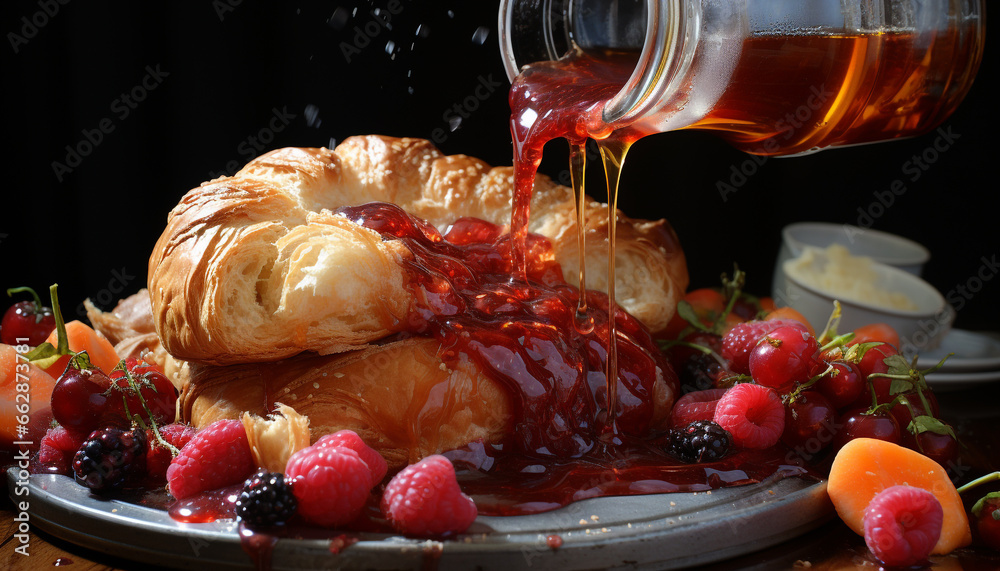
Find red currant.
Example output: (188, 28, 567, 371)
(815, 360, 864, 410)
(748, 325, 820, 394)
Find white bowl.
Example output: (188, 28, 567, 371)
(778, 250, 953, 356)
(772, 223, 932, 335)
(779, 222, 930, 275)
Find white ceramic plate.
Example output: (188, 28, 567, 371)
(923, 369, 1000, 392)
(916, 329, 1000, 373)
(6, 468, 832, 570)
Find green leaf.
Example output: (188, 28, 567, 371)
(889, 378, 915, 395)
(843, 341, 883, 364)
(971, 491, 1000, 518)
(883, 353, 913, 376)
(907, 415, 957, 438)
(22, 342, 63, 370)
(675, 300, 710, 333)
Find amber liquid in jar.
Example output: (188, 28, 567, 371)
(686, 28, 983, 154)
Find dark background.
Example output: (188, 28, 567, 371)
(1, 1, 996, 331)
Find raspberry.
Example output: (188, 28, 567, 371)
(713, 383, 785, 449)
(722, 319, 804, 375)
(381, 455, 477, 538)
(667, 420, 732, 463)
(316, 430, 388, 486)
(863, 485, 943, 567)
(34, 426, 89, 476)
(166, 419, 256, 500)
(72, 427, 148, 493)
(285, 445, 372, 527)
(145, 423, 197, 486)
(669, 388, 728, 429)
(236, 470, 298, 527)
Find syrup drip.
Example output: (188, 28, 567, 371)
(595, 137, 632, 438)
(568, 141, 593, 335)
(509, 48, 638, 431)
(338, 203, 670, 459)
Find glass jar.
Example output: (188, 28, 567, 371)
(499, 0, 986, 155)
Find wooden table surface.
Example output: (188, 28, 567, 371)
(4, 380, 1000, 571)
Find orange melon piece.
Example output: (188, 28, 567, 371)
(828, 437, 971, 555)
(41, 320, 120, 376)
(0, 343, 56, 448)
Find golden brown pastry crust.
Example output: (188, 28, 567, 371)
(148, 136, 687, 365)
(182, 337, 514, 470)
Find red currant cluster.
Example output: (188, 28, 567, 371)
(662, 276, 956, 468)
(33, 353, 184, 492)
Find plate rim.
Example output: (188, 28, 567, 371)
(7, 467, 833, 570)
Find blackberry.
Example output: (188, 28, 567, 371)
(72, 427, 148, 493)
(667, 420, 732, 463)
(236, 471, 297, 527)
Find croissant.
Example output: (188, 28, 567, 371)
(148, 135, 687, 365)
(182, 333, 677, 470)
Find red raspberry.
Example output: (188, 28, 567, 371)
(285, 445, 373, 527)
(669, 388, 728, 429)
(145, 423, 197, 486)
(381, 455, 477, 538)
(166, 419, 256, 499)
(316, 430, 388, 486)
(713, 383, 785, 449)
(863, 485, 942, 567)
(721, 319, 805, 375)
(34, 426, 89, 476)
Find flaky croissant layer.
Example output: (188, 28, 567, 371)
(148, 135, 687, 365)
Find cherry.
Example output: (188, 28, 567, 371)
(50, 362, 115, 432)
(749, 325, 820, 394)
(855, 343, 899, 380)
(890, 391, 940, 444)
(107, 357, 177, 426)
(781, 391, 836, 450)
(815, 360, 864, 410)
(834, 408, 901, 451)
(1, 287, 56, 346)
(914, 431, 958, 468)
(976, 496, 1000, 551)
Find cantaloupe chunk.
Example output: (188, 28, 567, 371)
(828, 437, 971, 555)
(41, 320, 120, 376)
(0, 343, 56, 448)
